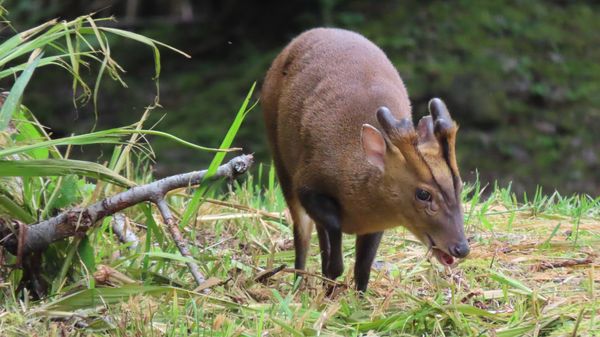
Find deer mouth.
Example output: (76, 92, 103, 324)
(427, 234, 456, 266)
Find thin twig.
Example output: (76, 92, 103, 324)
(155, 197, 206, 285)
(254, 264, 287, 283)
(531, 255, 594, 272)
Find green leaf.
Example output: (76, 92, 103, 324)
(140, 203, 164, 246)
(0, 194, 36, 223)
(205, 82, 256, 178)
(13, 113, 49, 160)
(542, 222, 561, 247)
(0, 53, 93, 80)
(496, 325, 537, 337)
(50, 237, 82, 295)
(270, 317, 304, 337)
(42, 285, 177, 311)
(445, 304, 503, 320)
(0, 159, 135, 187)
(78, 235, 96, 274)
(0, 127, 128, 158)
(490, 269, 532, 294)
(135, 129, 239, 153)
(180, 82, 256, 228)
(0, 19, 57, 64)
(47, 175, 80, 210)
(489, 269, 546, 300)
(0, 127, 231, 159)
(0, 51, 43, 131)
(144, 251, 215, 264)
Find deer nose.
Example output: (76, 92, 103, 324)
(450, 241, 470, 258)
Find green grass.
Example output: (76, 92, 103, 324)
(1, 176, 598, 336)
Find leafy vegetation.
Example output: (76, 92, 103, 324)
(0, 10, 247, 315)
(0, 6, 598, 337)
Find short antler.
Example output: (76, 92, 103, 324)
(376, 106, 431, 179)
(428, 98, 454, 137)
(416, 116, 436, 144)
(428, 98, 460, 183)
(376, 107, 415, 142)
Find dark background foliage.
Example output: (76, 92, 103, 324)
(2, 0, 600, 195)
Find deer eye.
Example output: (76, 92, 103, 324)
(415, 189, 432, 202)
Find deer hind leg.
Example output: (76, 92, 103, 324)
(287, 198, 313, 271)
(267, 155, 313, 272)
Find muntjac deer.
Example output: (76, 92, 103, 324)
(261, 28, 469, 292)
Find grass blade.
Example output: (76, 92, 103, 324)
(179, 82, 256, 228)
(0, 127, 226, 159)
(41, 285, 177, 311)
(0, 194, 36, 223)
(0, 50, 43, 130)
(0, 159, 135, 187)
(144, 251, 214, 264)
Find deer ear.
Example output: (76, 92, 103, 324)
(361, 124, 386, 172)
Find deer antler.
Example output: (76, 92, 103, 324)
(376, 106, 431, 179)
(428, 98, 460, 184)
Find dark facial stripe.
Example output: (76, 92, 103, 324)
(413, 146, 456, 204)
(440, 138, 462, 201)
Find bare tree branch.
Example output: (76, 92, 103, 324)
(155, 197, 206, 285)
(0, 154, 254, 286)
(111, 213, 139, 250)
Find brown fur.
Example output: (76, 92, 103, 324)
(262, 28, 467, 276)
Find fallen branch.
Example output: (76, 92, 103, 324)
(0, 154, 254, 286)
(531, 255, 594, 272)
(193, 276, 229, 293)
(281, 268, 347, 287)
(254, 264, 287, 284)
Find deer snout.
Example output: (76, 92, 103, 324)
(449, 240, 470, 258)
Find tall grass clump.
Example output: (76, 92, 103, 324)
(0, 9, 254, 329)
